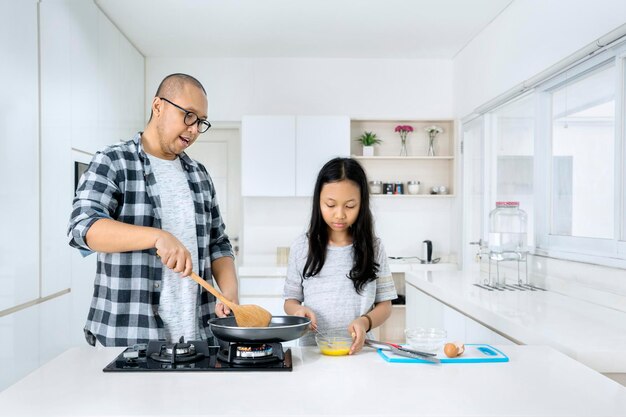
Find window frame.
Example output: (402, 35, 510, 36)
(532, 45, 626, 266)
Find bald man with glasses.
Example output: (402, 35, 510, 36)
(68, 73, 238, 347)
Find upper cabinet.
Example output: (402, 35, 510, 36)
(241, 116, 350, 196)
(295, 116, 350, 196)
(241, 116, 296, 196)
(350, 120, 456, 197)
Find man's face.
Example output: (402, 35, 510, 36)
(153, 83, 208, 160)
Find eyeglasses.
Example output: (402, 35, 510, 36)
(159, 97, 211, 133)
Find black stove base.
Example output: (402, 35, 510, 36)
(103, 341, 293, 372)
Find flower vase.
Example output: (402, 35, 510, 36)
(427, 135, 436, 156)
(399, 137, 408, 157)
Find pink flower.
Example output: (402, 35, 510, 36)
(395, 125, 413, 156)
(394, 125, 413, 133)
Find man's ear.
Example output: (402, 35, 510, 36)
(151, 97, 162, 118)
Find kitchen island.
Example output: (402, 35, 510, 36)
(0, 345, 625, 416)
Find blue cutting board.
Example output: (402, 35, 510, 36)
(377, 344, 509, 364)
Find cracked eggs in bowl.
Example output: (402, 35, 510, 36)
(315, 330, 353, 356)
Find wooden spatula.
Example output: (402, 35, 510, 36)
(188, 271, 272, 328)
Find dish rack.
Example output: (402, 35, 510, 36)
(471, 240, 546, 292)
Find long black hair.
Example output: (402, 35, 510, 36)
(303, 157, 379, 294)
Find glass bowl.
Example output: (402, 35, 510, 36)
(315, 329, 353, 356)
(404, 327, 447, 352)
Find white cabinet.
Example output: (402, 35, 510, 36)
(405, 281, 515, 345)
(241, 116, 350, 196)
(238, 270, 287, 317)
(0, 0, 40, 310)
(39, 1, 144, 297)
(241, 116, 296, 196)
(295, 116, 350, 196)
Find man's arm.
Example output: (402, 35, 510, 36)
(86, 219, 163, 252)
(212, 256, 239, 304)
(86, 219, 195, 276)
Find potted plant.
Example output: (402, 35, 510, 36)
(356, 131, 382, 156)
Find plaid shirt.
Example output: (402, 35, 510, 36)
(68, 133, 233, 347)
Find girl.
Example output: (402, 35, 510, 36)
(283, 157, 397, 354)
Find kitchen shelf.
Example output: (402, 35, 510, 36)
(351, 119, 456, 196)
(352, 155, 453, 160)
(372, 194, 455, 198)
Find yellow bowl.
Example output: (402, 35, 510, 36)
(315, 330, 353, 356)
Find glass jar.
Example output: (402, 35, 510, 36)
(394, 181, 404, 194)
(407, 180, 420, 195)
(369, 180, 383, 194)
(488, 202, 528, 254)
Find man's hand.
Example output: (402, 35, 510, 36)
(215, 302, 231, 317)
(155, 232, 193, 277)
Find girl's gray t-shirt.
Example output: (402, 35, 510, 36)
(283, 233, 397, 346)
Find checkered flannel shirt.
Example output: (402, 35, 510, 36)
(68, 133, 233, 347)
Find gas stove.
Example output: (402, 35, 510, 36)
(103, 337, 292, 372)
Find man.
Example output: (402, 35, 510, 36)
(68, 73, 238, 347)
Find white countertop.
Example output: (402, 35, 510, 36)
(405, 270, 626, 373)
(1, 345, 625, 416)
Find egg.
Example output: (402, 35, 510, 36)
(444, 342, 465, 358)
(444, 343, 458, 358)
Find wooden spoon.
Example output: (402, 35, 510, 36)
(188, 271, 272, 328)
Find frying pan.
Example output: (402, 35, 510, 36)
(209, 316, 311, 343)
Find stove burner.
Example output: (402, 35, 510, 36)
(235, 343, 273, 358)
(164, 342, 195, 357)
(218, 342, 284, 366)
(147, 337, 206, 364)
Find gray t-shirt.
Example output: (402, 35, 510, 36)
(283, 233, 397, 345)
(148, 154, 202, 342)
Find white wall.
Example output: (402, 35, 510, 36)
(146, 58, 454, 120)
(147, 58, 456, 264)
(0, 0, 144, 392)
(453, 0, 626, 118)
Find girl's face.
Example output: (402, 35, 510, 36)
(319, 180, 361, 235)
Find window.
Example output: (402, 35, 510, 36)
(549, 63, 615, 239)
(470, 41, 626, 265)
(490, 94, 536, 249)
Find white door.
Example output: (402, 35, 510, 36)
(461, 117, 486, 272)
(185, 127, 241, 257)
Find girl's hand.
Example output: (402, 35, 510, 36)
(293, 306, 318, 329)
(348, 317, 369, 354)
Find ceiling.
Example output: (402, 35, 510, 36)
(95, 0, 513, 59)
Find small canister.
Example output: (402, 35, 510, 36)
(369, 180, 383, 194)
(394, 181, 404, 195)
(407, 180, 420, 195)
(383, 183, 394, 194)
